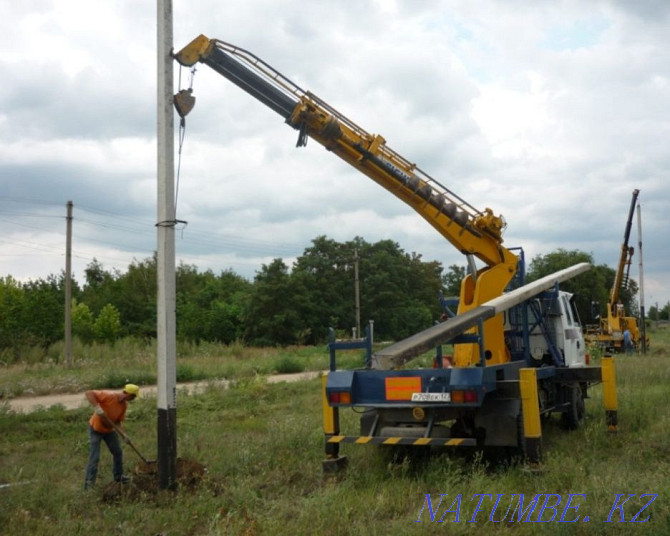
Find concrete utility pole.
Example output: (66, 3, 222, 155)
(64, 200, 73, 366)
(156, 0, 177, 490)
(637, 201, 646, 354)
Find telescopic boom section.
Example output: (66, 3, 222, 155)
(175, 35, 519, 365)
(609, 189, 639, 313)
(175, 35, 515, 269)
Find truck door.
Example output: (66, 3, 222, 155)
(561, 294, 586, 367)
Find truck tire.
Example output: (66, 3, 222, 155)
(561, 383, 585, 430)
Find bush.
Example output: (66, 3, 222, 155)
(176, 363, 209, 383)
(273, 355, 304, 374)
(98, 370, 156, 390)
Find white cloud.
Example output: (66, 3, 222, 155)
(0, 0, 668, 310)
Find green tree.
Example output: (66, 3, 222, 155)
(177, 300, 207, 342)
(291, 236, 356, 342)
(93, 303, 122, 343)
(287, 236, 444, 343)
(176, 265, 251, 343)
(207, 300, 244, 343)
(243, 259, 309, 346)
(1, 235, 451, 349)
(442, 264, 465, 297)
(21, 274, 67, 347)
(115, 256, 157, 337)
(0, 276, 26, 354)
(647, 303, 669, 321)
(81, 258, 118, 315)
(71, 300, 95, 344)
(526, 249, 613, 324)
(357, 240, 443, 340)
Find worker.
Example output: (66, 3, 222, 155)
(623, 329, 634, 355)
(83, 383, 139, 489)
(616, 302, 625, 318)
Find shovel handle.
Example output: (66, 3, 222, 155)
(108, 420, 151, 465)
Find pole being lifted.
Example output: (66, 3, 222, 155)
(156, 0, 178, 490)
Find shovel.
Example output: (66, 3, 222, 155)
(107, 419, 155, 465)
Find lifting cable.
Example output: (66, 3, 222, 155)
(175, 66, 196, 217)
(158, 64, 195, 232)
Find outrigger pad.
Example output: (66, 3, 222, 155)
(322, 455, 349, 474)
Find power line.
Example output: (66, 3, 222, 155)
(0, 211, 62, 218)
(0, 198, 313, 281)
(2, 200, 305, 254)
(0, 196, 63, 208)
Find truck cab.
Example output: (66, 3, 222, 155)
(524, 290, 587, 368)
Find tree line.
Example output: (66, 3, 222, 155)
(0, 236, 649, 361)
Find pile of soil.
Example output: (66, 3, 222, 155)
(102, 457, 207, 501)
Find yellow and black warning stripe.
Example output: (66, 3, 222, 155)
(326, 435, 477, 447)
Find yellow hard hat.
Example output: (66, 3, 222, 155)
(124, 383, 140, 397)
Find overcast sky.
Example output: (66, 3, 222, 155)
(1, 0, 668, 310)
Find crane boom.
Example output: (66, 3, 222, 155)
(585, 188, 646, 352)
(609, 189, 639, 312)
(175, 35, 519, 365)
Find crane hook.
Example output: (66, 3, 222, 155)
(174, 88, 196, 118)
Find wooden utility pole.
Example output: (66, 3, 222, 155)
(157, 0, 177, 490)
(64, 200, 73, 366)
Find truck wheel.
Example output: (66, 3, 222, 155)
(561, 383, 585, 430)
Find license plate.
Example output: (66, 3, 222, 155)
(411, 392, 451, 402)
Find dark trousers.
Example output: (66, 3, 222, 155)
(83, 425, 123, 489)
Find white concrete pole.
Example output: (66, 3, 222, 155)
(637, 202, 646, 354)
(157, 0, 177, 490)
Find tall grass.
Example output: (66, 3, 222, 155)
(1, 328, 668, 534)
(0, 337, 363, 398)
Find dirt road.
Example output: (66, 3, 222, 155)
(5, 371, 324, 414)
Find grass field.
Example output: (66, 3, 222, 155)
(1, 327, 668, 535)
(0, 338, 373, 399)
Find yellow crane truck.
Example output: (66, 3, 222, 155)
(586, 189, 647, 352)
(175, 35, 619, 470)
